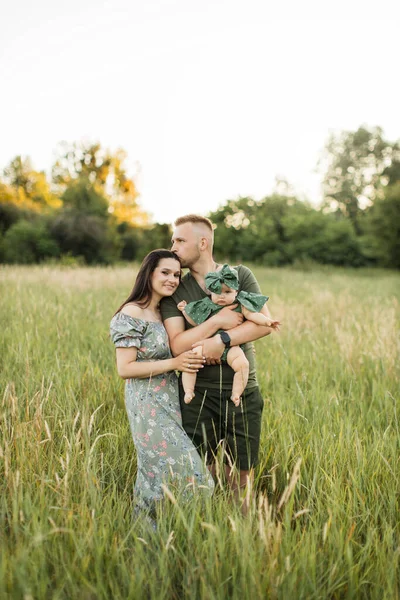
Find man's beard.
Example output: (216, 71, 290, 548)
(173, 251, 199, 269)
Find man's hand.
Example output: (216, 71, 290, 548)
(193, 335, 224, 365)
(213, 305, 244, 330)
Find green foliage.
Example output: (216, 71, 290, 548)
(0, 231, 4, 262)
(210, 194, 368, 267)
(363, 183, 400, 268)
(3, 220, 60, 263)
(46, 180, 121, 264)
(0, 181, 17, 207)
(118, 222, 172, 261)
(50, 212, 120, 264)
(3, 155, 33, 190)
(61, 177, 109, 218)
(52, 141, 148, 225)
(283, 211, 366, 266)
(321, 125, 400, 234)
(0, 200, 26, 233)
(211, 195, 294, 264)
(1, 128, 400, 268)
(119, 225, 142, 260)
(52, 142, 112, 188)
(58, 252, 87, 267)
(137, 223, 173, 258)
(2, 156, 60, 211)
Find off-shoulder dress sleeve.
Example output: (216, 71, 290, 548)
(110, 313, 147, 348)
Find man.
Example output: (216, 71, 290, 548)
(160, 214, 273, 506)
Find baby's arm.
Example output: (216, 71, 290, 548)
(241, 305, 280, 329)
(177, 300, 197, 327)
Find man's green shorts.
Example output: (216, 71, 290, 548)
(178, 382, 264, 470)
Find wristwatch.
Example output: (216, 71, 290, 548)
(219, 331, 231, 348)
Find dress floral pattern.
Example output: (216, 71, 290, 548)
(110, 312, 214, 511)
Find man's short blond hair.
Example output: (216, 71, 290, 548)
(174, 214, 214, 232)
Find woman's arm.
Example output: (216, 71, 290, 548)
(115, 304, 205, 379)
(115, 347, 204, 379)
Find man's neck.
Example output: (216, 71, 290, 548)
(189, 257, 219, 291)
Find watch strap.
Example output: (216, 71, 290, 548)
(219, 331, 231, 348)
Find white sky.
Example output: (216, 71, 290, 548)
(1, 0, 399, 224)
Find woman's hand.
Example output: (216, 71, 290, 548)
(173, 350, 206, 373)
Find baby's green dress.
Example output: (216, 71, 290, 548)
(184, 290, 268, 360)
(110, 312, 214, 512)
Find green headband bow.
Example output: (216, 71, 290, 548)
(205, 264, 239, 294)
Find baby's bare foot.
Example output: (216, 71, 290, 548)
(184, 392, 195, 404)
(231, 395, 241, 407)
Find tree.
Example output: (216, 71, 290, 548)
(50, 212, 120, 264)
(52, 142, 111, 189)
(0, 183, 21, 231)
(363, 183, 400, 268)
(118, 222, 173, 261)
(283, 210, 365, 266)
(209, 194, 302, 265)
(61, 178, 109, 218)
(2, 156, 60, 211)
(208, 193, 367, 267)
(49, 178, 121, 264)
(3, 220, 60, 263)
(51, 142, 149, 226)
(320, 126, 400, 234)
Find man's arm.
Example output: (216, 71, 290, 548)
(226, 319, 272, 346)
(164, 307, 244, 356)
(196, 321, 272, 361)
(164, 315, 220, 356)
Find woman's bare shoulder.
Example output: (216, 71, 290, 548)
(120, 303, 145, 319)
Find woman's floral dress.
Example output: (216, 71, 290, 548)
(110, 312, 214, 511)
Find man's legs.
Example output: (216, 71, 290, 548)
(225, 385, 264, 513)
(225, 466, 254, 515)
(178, 383, 222, 463)
(178, 382, 264, 511)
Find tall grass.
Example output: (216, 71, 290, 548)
(1, 264, 399, 599)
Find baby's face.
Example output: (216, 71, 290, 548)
(210, 284, 238, 306)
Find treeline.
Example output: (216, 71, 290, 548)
(209, 184, 400, 268)
(0, 143, 171, 265)
(210, 126, 400, 268)
(1, 127, 399, 268)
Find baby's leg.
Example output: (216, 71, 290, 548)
(182, 345, 203, 404)
(226, 346, 249, 406)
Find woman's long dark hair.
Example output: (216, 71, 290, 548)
(114, 249, 181, 315)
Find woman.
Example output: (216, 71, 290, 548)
(110, 249, 214, 516)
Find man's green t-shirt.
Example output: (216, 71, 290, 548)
(160, 265, 262, 390)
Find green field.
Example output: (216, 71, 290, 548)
(1, 265, 399, 599)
